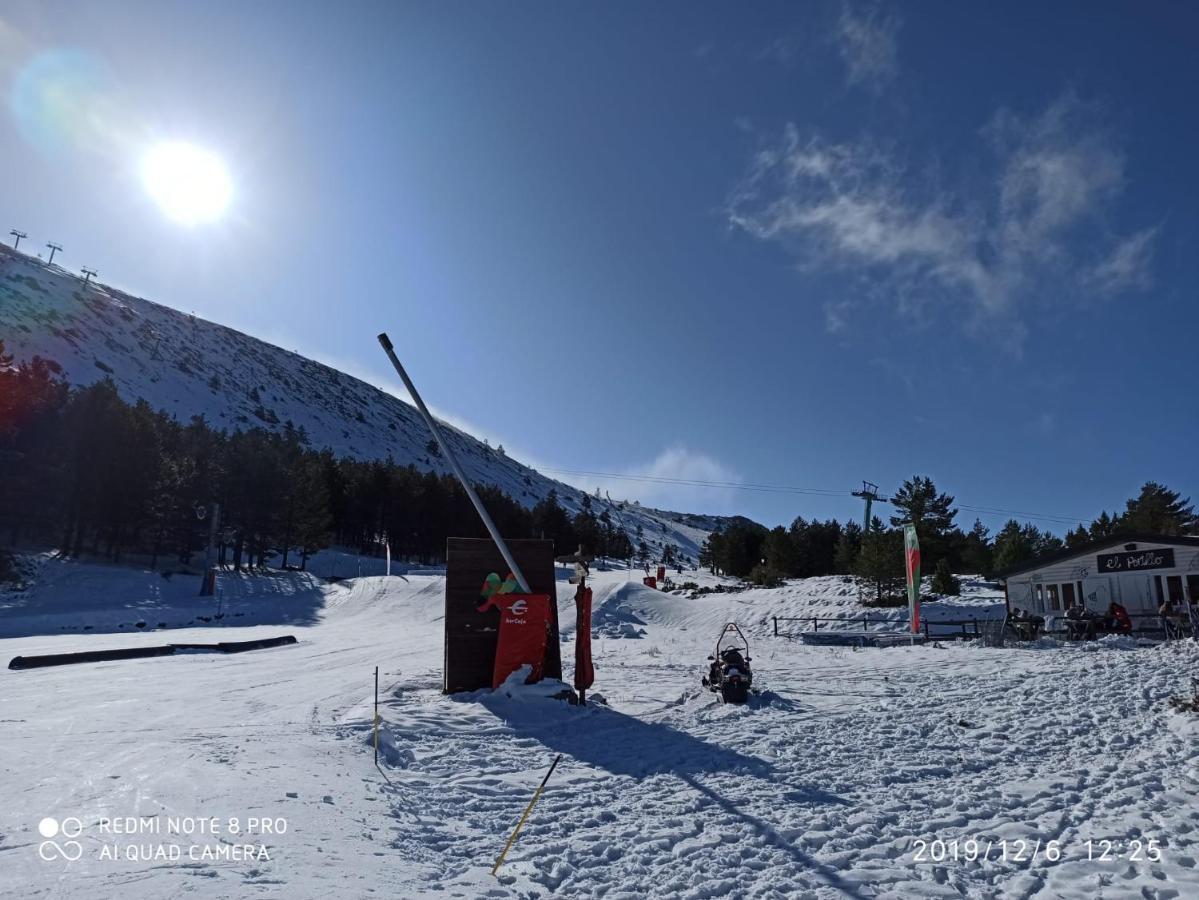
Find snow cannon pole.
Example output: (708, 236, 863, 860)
(377, 333, 530, 593)
(491, 753, 563, 877)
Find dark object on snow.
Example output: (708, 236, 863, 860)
(444, 538, 560, 694)
(1004, 608, 1045, 641)
(701, 622, 753, 704)
(8, 635, 298, 670)
(1064, 603, 1102, 641)
(8, 645, 176, 669)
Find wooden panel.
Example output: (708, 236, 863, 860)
(444, 538, 560, 693)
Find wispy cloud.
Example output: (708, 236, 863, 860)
(1087, 226, 1156, 294)
(555, 447, 744, 517)
(835, 2, 900, 91)
(727, 92, 1158, 352)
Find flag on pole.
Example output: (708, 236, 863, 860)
(904, 523, 921, 634)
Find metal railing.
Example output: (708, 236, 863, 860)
(771, 612, 1195, 641)
(771, 615, 990, 640)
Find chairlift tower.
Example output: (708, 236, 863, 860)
(46, 242, 62, 265)
(10, 230, 27, 250)
(851, 481, 889, 533)
(81, 267, 97, 285)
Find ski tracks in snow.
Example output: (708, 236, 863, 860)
(375, 636, 1199, 899)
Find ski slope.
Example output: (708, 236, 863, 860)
(0, 243, 721, 559)
(2, 563, 1198, 899)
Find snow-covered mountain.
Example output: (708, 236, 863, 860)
(0, 244, 723, 557)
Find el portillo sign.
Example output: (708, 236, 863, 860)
(1097, 548, 1175, 573)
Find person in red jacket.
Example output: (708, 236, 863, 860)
(1107, 601, 1132, 634)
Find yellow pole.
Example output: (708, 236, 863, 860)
(491, 754, 563, 877)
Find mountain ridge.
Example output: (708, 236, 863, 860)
(0, 243, 728, 560)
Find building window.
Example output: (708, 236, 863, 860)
(1166, 575, 1183, 605)
(1187, 574, 1199, 605)
(1154, 576, 1165, 605)
(1034, 584, 1044, 611)
(1046, 584, 1060, 611)
(1062, 582, 1076, 610)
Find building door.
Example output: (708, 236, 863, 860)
(1117, 574, 1154, 614)
(1008, 580, 1034, 612)
(1082, 577, 1111, 612)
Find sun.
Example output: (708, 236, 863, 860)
(140, 141, 232, 225)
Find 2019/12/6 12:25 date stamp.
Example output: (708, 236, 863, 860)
(909, 837, 1165, 865)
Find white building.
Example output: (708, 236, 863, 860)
(998, 534, 1199, 621)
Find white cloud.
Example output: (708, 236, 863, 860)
(1087, 227, 1156, 294)
(554, 447, 744, 516)
(835, 2, 900, 91)
(727, 93, 1157, 351)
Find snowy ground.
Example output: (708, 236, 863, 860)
(2, 561, 1198, 899)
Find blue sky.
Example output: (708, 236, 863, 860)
(1, 1, 1195, 533)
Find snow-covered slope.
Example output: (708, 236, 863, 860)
(3, 562, 1197, 898)
(0, 244, 721, 558)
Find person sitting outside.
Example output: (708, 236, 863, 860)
(1064, 600, 1090, 641)
(1107, 600, 1132, 635)
(1159, 598, 1184, 639)
(1007, 607, 1045, 640)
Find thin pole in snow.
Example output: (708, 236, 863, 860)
(46, 242, 62, 265)
(491, 753, 563, 876)
(376, 332, 530, 593)
(373, 665, 392, 785)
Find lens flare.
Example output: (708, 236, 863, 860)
(11, 50, 116, 154)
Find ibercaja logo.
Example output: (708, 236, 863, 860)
(38, 817, 84, 862)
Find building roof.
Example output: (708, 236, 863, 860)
(995, 533, 1199, 580)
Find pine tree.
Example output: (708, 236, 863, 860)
(764, 525, 799, 576)
(889, 475, 957, 571)
(713, 521, 767, 578)
(833, 520, 862, 574)
(889, 476, 958, 532)
(853, 528, 904, 604)
(572, 492, 601, 556)
(931, 558, 960, 595)
(960, 519, 992, 576)
(532, 489, 575, 550)
(1064, 525, 1090, 548)
(1120, 482, 1196, 535)
(1089, 510, 1117, 538)
(609, 529, 634, 563)
(992, 519, 1063, 573)
(597, 508, 614, 559)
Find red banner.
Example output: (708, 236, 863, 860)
(477, 592, 551, 689)
(574, 586, 594, 692)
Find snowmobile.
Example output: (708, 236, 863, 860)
(701, 622, 753, 704)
